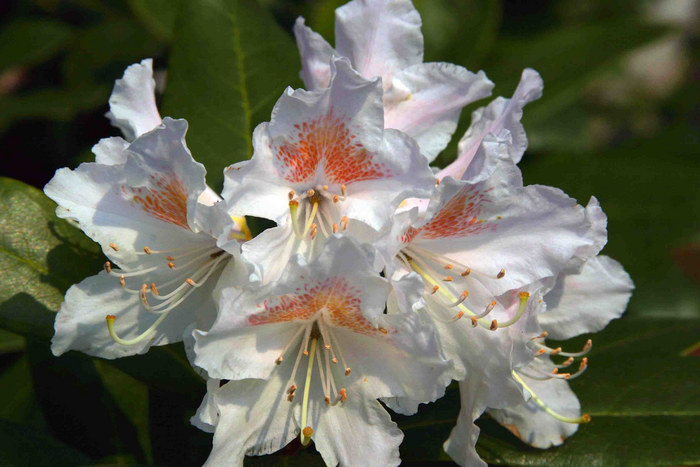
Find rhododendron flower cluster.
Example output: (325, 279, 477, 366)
(44, 1, 633, 466)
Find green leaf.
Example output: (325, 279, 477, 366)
(0, 85, 110, 134)
(0, 20, 72, 73)
(128, 0, 182, 42)
(163, 0, 302, 190)
(0, 177, 103, 339)
(0, 418, 92, 466)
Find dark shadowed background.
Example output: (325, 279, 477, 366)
(0, 0, 698, 465)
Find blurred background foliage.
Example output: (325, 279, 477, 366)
(0, 0, 698, 465)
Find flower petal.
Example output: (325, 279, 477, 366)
(540, 255, 634, 340)
(293, 17, 334, 90)
(313, 395, 403, 467)
(335, 0, 423, 79)
(384, 63, 493, 162)
(488, 370, 580, 448)
(412, 171, 592, 296)
(191, 377, 221, 433)
(439, 68, 543, 180)
(51, 269, 217, 359)
(203, 374, 298, 465)
(442, 378, 488, 467)
(106, 58, 162, 141)
(92, 137, 130, 165)
(44, 118, 208, 268)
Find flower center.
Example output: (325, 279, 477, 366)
(398, 245, 520, 331)
(104, 240, 231, 345)
(288, 185, 348, 241)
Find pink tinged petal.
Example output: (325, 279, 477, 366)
(439, 68, 543, 180)
(412, 173, 593, 296)
(335, 0, 423, 79)
(44, 118, 210, 267)
(106, 58, 162, 141)
(293, 17, 334, 90)
(51, 269, 217, 359)
(384, 63, 493, 162)
(540, 255, 634, 340)
(339, 128, 434, 231)
(488, 371, 581, 448)
(92, 137, 129, 165)
(313, 396, 402, 467)
(443, 379, 489, 467)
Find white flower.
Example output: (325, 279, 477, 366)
(193, 235, 451, 466)
(442, 200, 633, 465)
(44, 61, 251, 359)
(294, 0, 494, 161)
(223, 57, 434, 282)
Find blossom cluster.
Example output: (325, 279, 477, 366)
(44, 1, 633, 465)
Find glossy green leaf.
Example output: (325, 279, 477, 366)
(0, 177, 103, 339)
(0, 20, 72, 73)
(163, 0, 302, 190)
(128, 0, 182, 42)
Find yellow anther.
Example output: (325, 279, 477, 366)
(497, 268, 506, 279)
(186, 278, 196, 286)
(339, 388, 347, 403)
(119, 275, 126, 287)
(443, 276, 453, 282)
(104, 261, 112, 273)
(168, 262, 176, 269)
(150, 282, 159, 296)
(430, 285, 439, 295)
(143, 246, 152, 255)
(109, 243, 119, 251)
(490, 319, 498, 331)
(461, 268, 471, 277)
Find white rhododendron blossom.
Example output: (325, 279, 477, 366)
(294, 0, 494, 161)
(223, 57, 434, 282)
(44, 62, 251, 359)
(43, 0, 633, 466)
(194, 236, 451, 465)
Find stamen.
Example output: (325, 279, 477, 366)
(301, 427, 314, 446)
(531, 331, 549, 340)
(186, 278, 196, 286)
(300, 337, 318, 446)
(150, 282, 159, 296)
(490, 320, 498, 331)
(340, 216, 348, 231)
(443, 276, 453, 282)
(168, 262, 176, 269)
(104, 261, 112, 273)
(513, 371, 591, 424)
(119, 275, 126, 287)
(461, 268, 471, 277)
(106, 313, 170, 346)
(289, 200, 303, 239)
(143, 246, 152, 255)
(493, 291, 529, 329)
(332, 223, 339, 233)
(340, 184, 347, 198)
(303, 201, 320, 237)
(497, 268, 506, 279)
(327, 327, 351, 376)
(109, 243, 119, 251)
(430, 285, 439, 295)
(339, 388, 347, 403)
(447, 290, 469, 308)
(534, 339, 593, 358)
